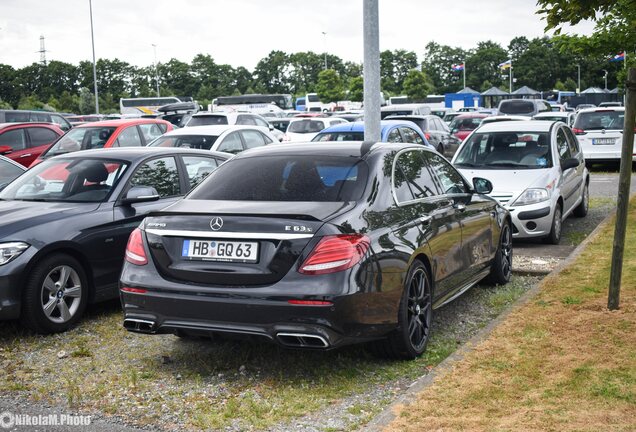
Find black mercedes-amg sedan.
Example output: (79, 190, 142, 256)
(120, 142, 512, 359)
(0, 147, 230, 333)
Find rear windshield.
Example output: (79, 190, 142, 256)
(454, 131, 553, 169)
(381, 110, 413, 119)
(288, 120, 325, 133)
(45, 127, 116, 157)
(188, 156, 368, 202)
(499, 100, 535, 115)
(573, 111, 624, 131)
(149, 135, 219, 149)
(307, 94, 320, 102)
(187, 116, 228, 127)
(449, 117, 482, 131)
(312, 132, 364, 142)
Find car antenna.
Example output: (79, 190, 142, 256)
(361, 141, 376, 157)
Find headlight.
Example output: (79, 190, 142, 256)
(512, 188, 549, 206)
(0, 242, 29, 265)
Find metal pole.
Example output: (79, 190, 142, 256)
(152, 44, 160, 97)
(603, 69, 608, 90)
(363, 0, 380, 142)
(577, 64, 581, 94)
(509, 62, 513, 94)
(89, 0, 99, 114)
(322, 32, 328, 70)
(463, 61, 466, 89)
(608, 67, 636, 310)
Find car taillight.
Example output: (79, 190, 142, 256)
(572, 128, 586, 135)
(288, 299, 333, 306)
(299, 234, 370, 275)
(125, 228, 147, 265)
(121, 287, 147, 294)
(424, 133, 431, 140)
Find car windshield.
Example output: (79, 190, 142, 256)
(454, 131, 552, 169)
(449, 117, 483, 131)
(0, 158, 128, 202)
(149, 135, 219, 149)
(188, 155, 368, 202)
(45, 127, 116, 156)
(499, 100, 535, 115)
(573, 111, 624, 131)
(187, 116, 228, 127)
(288, 120, 325, 133)
(312, 132, 364, 142)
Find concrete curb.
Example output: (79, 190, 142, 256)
(361, 200, 626, 432)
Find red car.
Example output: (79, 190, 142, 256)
(448, 113, 489, 142)
(32, 118, 173, 166)
(0, 123, 65, 167)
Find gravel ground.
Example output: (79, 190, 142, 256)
(0, 276, 540, 432)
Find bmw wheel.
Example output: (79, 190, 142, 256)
(371, 261, 432, 360)
(488, 221, 512, 285)
(21, 254, 88, 334)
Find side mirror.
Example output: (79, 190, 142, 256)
(472, 177, 493, 194)
(561, 157, 580, 171)
(0, 145, 13, 155)
(122, 186, 160, 205)
(268, 124, 275, 131)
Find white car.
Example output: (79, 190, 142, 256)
(533, 111, 575, 127)
(452, 120, 589, 244)
(571, 107, 634, 163)
(184, 111, 284, 141)
(283, 117, 348, 142)
(148, 125, 279, 155)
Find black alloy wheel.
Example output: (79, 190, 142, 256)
(489, 221, 513, 285)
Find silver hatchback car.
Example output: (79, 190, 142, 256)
(452, 121, 589, 244)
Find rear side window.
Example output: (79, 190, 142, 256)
(30, 112, 50, 122)
(217, 132, 243, 154)
(183, 156, 219, 188)
(387, 129, 402, 143)
(393, 150, 438, 203)
(27, 127, 60, 147)
(188, 156, 368, 202)
(424, 152, 467, 194)
(50, 114, 71, 131)
(499, 100, 535, 115)
(400, 127, 424, 145)
(241, 130, 266, 149)
(0, 129, 27, 150)
(5, 112, 30, 122)
(138, 123, 164, 143)
(129, 157, 180, 197)
(574, 111, 624, 130)
(556, 128, 571, 160)
(116, 126, 143, 147)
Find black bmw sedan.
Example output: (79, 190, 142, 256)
(0, 147, 229, 333)
(120, 142, 512, 359)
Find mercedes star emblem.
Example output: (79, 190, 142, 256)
(210, 217, 224, 231)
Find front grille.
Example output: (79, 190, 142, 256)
(490, 193, 514, 205)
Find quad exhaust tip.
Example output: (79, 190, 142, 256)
(276, 333, 329, 348)
(123, 318, 156, 333)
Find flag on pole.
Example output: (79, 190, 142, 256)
(609, 52, 625, 62)
(498, 59, 512, 69)
(451, 63, 464, 71)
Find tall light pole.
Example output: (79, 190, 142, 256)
(363, 0, 380, 142)
(152, 43, 160, 97)
(577, 64, 581, 94)
(89, 0, 99, 114)
(322, 32, 328, 70)
(602, 69, 608, 90)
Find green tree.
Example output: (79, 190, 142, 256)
(316, 69, 345, 103)
(480, 80, 494, 92)
(465, 41, 509, 90)
(422, 42, 469, 93)
(17, 94, 47, 110)
(78, 87, 95, 114)
(348, 76, 364, 102)
(402, 70, 434, 101)
(253, 50, 291, 94)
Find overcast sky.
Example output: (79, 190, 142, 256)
(0, 0, 596, 70)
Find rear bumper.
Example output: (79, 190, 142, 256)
(120, 263, 399, 349)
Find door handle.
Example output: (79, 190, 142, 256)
(454, 203, 466, 212)
(18, 153, 32, 158)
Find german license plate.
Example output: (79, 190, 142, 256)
(592, 138, 616, 145)
(182, 240, 258, 263)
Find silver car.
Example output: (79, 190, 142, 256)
(572, 107, 634, 163)
(452, 121, 589, 244)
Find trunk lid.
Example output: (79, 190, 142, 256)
(143, 200, 354, 286)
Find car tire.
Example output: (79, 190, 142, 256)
(544, 204, 563, 245)
(573, 181, 589, 217)
(21, 254, 89, 334)
(488, 221, 512, 285)
(369, 261, 432, 360)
